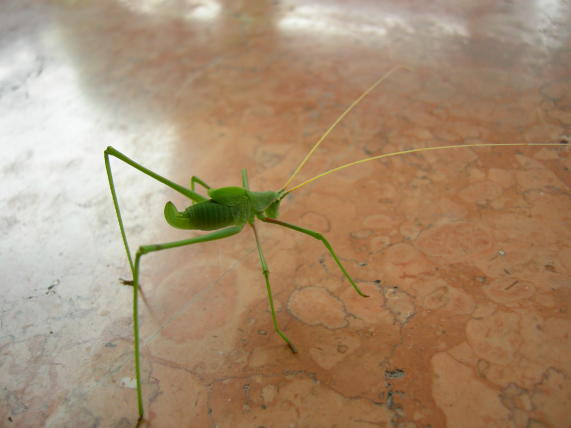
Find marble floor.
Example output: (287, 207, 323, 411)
(1, 0, 570, 427)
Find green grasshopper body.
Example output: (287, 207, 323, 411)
(164, 186, 281, 230)
(104, 143, 370, 424)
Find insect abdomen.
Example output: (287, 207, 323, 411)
(184, 201, 241, 230)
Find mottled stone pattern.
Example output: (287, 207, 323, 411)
(1, 0, 570, 427)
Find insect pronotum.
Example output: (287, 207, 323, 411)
(104, 65, 567, 423)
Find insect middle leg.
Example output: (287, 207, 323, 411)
(250, 222, 297, 353)
(261, 217, 369, 297)
(189, 176, 212, 205)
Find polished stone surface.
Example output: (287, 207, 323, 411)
(1, 0, 570, 426)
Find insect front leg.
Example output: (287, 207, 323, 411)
(250, 222, 297, 353)
(261, 217, 369, 298)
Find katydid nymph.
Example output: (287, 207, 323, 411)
(104, 65, 567, 423)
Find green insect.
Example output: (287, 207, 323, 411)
(104, 66, 565, 424)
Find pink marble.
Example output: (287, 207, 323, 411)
(0, 0, 569, 426)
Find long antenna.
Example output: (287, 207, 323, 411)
(284, 142, 567, 194)
(280, 65, 411, 191)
